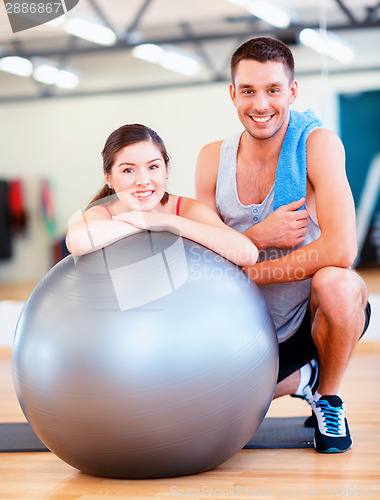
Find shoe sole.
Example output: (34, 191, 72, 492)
(313, 437, 353, 454)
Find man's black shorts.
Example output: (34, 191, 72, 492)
(277, 301, 372, 383)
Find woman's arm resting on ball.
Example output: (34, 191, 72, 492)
(113, 198, 258, 267)
(66, 206, 142, 256)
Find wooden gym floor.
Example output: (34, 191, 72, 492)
(0, 269, 379, 499)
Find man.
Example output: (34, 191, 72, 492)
(195, 37, 371, 454)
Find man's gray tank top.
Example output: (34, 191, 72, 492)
(216, 131, 321, 342)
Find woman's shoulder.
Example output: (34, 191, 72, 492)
(172, 195, 215, 219)
(85, 202, 116, 219)
(164, 194, 194, 215)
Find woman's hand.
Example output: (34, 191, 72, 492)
(112, 211, 174, 231)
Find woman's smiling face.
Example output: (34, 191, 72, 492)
(106, 140, 167, 211)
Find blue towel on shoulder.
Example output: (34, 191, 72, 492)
(273, 109, 322, 211)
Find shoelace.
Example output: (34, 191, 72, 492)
(316, 400, 345, 435)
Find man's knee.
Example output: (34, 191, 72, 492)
(311, 267, 367, 314)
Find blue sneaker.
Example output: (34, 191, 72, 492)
(291, 359, 319, 405)
(312, 395, 353, 453)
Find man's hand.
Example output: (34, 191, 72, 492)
(246, 197, 309, 250)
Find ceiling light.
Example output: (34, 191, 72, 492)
(33, 60, 79, 88)
(226, 0, 248, 6)
(33, 64, 59, 85)
(299, 29, 355, 64)
(160, 50, 201, 76)
(131, 44, 164, 64)
(55, 69, 79, 89)
(247, 1, 290, 28)
(227, 0, 290, 29)
(0, 56, 33, 77)
(64, 18, 117, 46)
(132, 44, 201, 76)
(45, 17, 65, 27)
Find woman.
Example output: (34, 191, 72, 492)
(66, 123, 258, 266)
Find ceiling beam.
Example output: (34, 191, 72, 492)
(334, 0, 360, 25)
(125, 0, 155, 39)
(1, 64, 380, 104)
(179, 22, 223, 80)
(87, 0, 117, 32)
(1, 19, 379, 60)
(365, 0, 380, 23)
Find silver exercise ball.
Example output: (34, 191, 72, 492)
(12, 231, 278, 479)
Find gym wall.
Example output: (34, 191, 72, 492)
(0, 69, 379, 282)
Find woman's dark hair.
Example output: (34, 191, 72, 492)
(231, 37, 295, 83)
(89, 123, 170, 206)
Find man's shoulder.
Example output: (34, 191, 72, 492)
(196, 140, 225, 199)
(307, 127, 343, 150)
(196, 140, 224, 190)
(198, 139, 224, 158)
(197, 140, 223, 174)
(306, 128, 346, 183)
(306, 128, 345, 172)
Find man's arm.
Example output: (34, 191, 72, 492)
(244, 198, 310, 250)
(195, 141, 310, 250)
(244, 129, 358, 284)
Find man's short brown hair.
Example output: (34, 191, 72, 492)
(231, 37, 295, 83)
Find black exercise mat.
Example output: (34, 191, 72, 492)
(244, 416, 314, 449)
(0, 417, 314, 453)
(0, 423, 49, 452)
